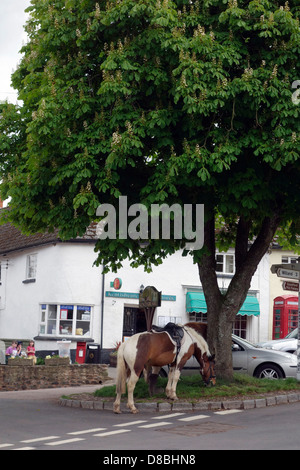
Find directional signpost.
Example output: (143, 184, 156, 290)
(271, 261, 300, 382)
(277, 268, 300, 280)
(282, 281, 299, 292)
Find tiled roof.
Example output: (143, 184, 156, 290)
(0, 210, 98, 255)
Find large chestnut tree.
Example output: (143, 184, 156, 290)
(0, 0, 299, 378)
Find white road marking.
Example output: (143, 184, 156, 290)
(46, 437, 85, 446)
(21, 435, 60, 443)
(93, 429, 131, 437)
(14, 446, 36, 450)
(7, 406, 246, 449)
(138, 421, 172, 429)
(68, 428, 107, 435)
(214, 409, 243, 415)
(114, 420, 147, 427)
(152, 413, 185, 419)
(178, 414, 209, 421)
(0, 443, 14, 448)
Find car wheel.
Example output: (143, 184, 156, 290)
(254, 363, 284, 379)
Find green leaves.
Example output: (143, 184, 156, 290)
(0, 0, 299, 270)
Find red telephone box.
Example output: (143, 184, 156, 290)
(273, 295, 298, 339)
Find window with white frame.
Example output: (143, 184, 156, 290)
(232, 315, 247, 339)
(216, 253, 235, 274)
(157, 316, 182, 327)
(188, 311, 207, 323)
(39, 304, 92, 337)
(26, 254, 37, 279)
(281, 255, 299, 264)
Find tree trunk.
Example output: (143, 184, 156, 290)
(198, 212, 281, 381)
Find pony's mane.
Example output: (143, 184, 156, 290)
(184, 325, 210, 355)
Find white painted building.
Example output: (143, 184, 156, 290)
(268, 248, 299, 340)
(0, 216, 270, 361)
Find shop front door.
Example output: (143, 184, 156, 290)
(123, 307, 147, 338)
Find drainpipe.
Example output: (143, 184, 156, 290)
(100, 267, 105, 363)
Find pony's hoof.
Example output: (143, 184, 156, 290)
(113, 406, 122, 414)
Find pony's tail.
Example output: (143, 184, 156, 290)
(115, 342, 127, 395)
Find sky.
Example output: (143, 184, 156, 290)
(0, 0, 30, 103)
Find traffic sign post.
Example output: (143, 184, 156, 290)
(282, 281, 299, 292)
(277, 268, 300, 280)
(271, 261, 300, 382)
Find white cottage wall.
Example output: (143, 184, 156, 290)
(102, 249, 269, 345)
(102, 250, 200, 349)
(0, 240, 270, 355)
(0, 242, 104, 350)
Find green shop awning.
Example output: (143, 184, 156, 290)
(186, 292, 208, 313)
(186, 292, 260, 317)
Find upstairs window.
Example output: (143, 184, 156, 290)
(216, 253, 235, 274)
(281, 256, 298, 264)
(26, 254, 37, 280)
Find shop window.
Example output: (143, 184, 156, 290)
(188, 311, 207, 323)
(39, 304, 91, 337)
(157, 316, 182, 327)
(232, 315, 247, 339)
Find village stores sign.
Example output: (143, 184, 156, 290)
(271, 261, 300, 382)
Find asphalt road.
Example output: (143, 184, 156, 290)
(0, 377, 300, 453)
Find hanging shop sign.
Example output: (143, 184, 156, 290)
(110, 277, 122, 290)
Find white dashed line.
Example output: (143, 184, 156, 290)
(68, 428, 107, 435)
(214, 409, 243, 415)
(0, 443, 14, 448)
(46, 437, 85, 446)
(114, 420, 147, 427)
(138, 421, 172, 429)
(14, 446, 36, 450)
(21, 436, 60, 443)
(152, 413, 185, 419)
(93, 429, 131, 437)
(5, 408, 245, 449)
(178, 414, 209, 421)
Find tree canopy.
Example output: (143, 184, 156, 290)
(0, 0, 299, 376)
(1, 0, 299, 261)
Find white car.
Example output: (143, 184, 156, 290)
(257, 328, 298, 354)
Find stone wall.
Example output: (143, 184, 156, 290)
(0, 364, 109, 391)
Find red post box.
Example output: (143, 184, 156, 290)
(76, 342, 87, 364)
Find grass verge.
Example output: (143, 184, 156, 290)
(94, 374, 300, 402)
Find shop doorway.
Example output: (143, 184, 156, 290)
(123, 306, 147, 338)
